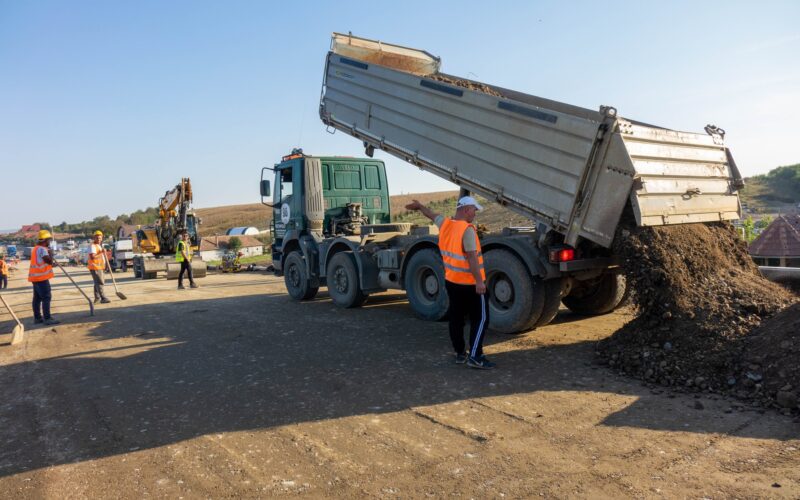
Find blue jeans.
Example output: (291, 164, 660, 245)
(32, 280, 52, 320)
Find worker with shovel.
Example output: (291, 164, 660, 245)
(28, 230, 60, 325)
(88, 230, 111, 304)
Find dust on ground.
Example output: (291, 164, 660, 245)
(1, 263, 799, 498)
(598, 220, 798, 412)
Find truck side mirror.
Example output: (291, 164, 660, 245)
(260, 180, 271, 197)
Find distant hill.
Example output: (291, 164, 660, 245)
(740, 163, 800, 213)
(195, 203, 269, 237)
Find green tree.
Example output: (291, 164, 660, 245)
(742, 215, 756, 243)
(755, 214, 773, 229)
(228, 236, 242, 252)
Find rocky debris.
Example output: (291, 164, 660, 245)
(430, 74, 504, 97)
(741, 303, 800, 408)
(596, 220, 798, 412)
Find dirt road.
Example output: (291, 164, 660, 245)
(1, 265, 798, 498)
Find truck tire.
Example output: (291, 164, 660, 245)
(404, 248, 449, 321)
(562, 273, 627, 315)
(534, 278, 564, 327)
(284, 251, 319, 300)
(327, 251, 367, 308)
(484, 250, 544, 334)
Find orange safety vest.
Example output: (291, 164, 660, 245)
(88, 243, 106, 271)
(438, 218, 485, 285)
(0, 260, 7, 276)
(28, 245, 54, 282)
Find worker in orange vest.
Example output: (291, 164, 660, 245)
(404, 196, 494, 369)
(28, 230, 60, 325)
(88, 230, 111, 304)
(0, 255, 8, 289)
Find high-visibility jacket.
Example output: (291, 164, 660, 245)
(175, 240, 191, 263)
(88, 243, 106, 271)
(28, 245, 54, 282)
(438, 218, 485, 285)
(0, 260, 8, 276)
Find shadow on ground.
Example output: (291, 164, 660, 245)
(0, 290, 795, 477)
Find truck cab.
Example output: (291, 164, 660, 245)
(262, 149, 391, 272)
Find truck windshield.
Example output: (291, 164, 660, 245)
(274, 168, 293, 203)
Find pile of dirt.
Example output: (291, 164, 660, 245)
(739, 303, 800, 410)
(596, 221, 798, 411)
(431, 74, 504, 97)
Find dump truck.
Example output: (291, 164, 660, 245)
(262, 33, 743, 333)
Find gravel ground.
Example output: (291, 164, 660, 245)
(0, 264, 798, 498)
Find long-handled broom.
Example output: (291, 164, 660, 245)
(0, 293, 25, 345)
(103, 253, 127, 300)
(54, 261, 94, 316)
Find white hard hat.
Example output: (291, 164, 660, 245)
(456, 196, 483, 211)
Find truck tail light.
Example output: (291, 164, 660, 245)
(549, 247, 575, 263)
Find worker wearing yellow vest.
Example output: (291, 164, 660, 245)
(28, 230, 60, 325)
(176, 231, 198, 289)
(88, 230, 111, 304)
(0, 255, 8, 289)
(405, 196, 494, 369)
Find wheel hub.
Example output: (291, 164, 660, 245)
(424, 273, 439, 295)
(494, 278, 513, 303)
(288, 265, 300, 287)
(334, 267, 348, 292)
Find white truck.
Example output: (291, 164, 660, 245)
(269, 33, 743, 334)
(112, 238, 135, 272)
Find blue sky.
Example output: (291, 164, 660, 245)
(1, 1, 798, 229)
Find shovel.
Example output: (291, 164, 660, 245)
(54, 261, 94, 316)
(0, 293, 25, 345)
(102, 253, 127, 300)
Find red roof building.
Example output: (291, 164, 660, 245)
(749, 215, 800, 267)
(17, 224, 41, 240)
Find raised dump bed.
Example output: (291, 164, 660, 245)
(321, 33, 743, 248)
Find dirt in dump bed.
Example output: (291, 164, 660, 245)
(596, 220, 798, 411)
(430, 74, 505, 97)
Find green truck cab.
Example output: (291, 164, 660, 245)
(262, 149, 441, 310)
(265, 149, 391, 245)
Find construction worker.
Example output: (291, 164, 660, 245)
(405, 196, 494, 369)
(0, 256, 8, 289)
(28, 230, 60, 325)
(176, 231, 198, 289)
(88, 230, 111, 304)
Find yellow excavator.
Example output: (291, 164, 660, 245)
(131, 178, 207, 279)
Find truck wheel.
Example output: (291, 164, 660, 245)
(534, 278, 564, 327)
(484, 250, 544, 334)
(327, 251, 367, 308)
(404, 248, 449, 321)
(284, 252, 319, 300)
(562, 273, 627, 315)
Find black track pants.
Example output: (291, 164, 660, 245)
(445, 281, 490, 358)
